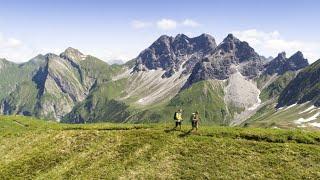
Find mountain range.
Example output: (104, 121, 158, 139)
(0, 33, 319, 128)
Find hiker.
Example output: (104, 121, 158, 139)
(174, 109, 183, 130)
(191, 111, 200, 131)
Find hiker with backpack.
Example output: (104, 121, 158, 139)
(191, 111, 200, 131)
(174, 109, 183, 130)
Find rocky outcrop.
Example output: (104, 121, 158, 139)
(184, 34, 264, 88)
(265, 51, 309, 75)
(60, 47, 87, 62)
(133, 33, 217, 77)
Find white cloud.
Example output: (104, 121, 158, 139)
(232, 29, 320, 63)
(131, 20, 152, 29)
(131, 18, 201, 31)
(156, 19, 177, 30)
(0, 33, 23, 49)
(182, 19, 200, 27)
(0, 33, 35, 62)
(0, 33, 65, 63)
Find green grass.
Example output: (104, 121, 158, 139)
(1, 115, 320, 179)
(259, 71, 296, 101)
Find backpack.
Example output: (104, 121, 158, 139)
(174, 112, 178, 120)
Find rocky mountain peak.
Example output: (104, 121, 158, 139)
(154, 35, 173, 46)
(288, 51, 306, 63)
(174, 33, 189, 41)
(191, 33, 217, 52)
(224, 33, 237, 42)
(265, 51, 308, 75)
(60, 47, 86, 62)
(133, 33, 217, 77)
(183, 34, 264, 88)
(292, 51, 303, 57)
(199, 33, 212, 38)
(216, 34, 260, 63)
(45, 53, 59, 60)
(64, 47, 82, 54)
(277, 52, 287, 60)
(286, 51, 309, 69)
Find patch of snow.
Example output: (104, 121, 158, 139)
(309, 108, 319, 113)
(284, 103, 297, 110)
(294, 112, 320, 124)
(298, 105, 316, 114)
(309, 122, 320, 128)
(277, 107, 284, 110)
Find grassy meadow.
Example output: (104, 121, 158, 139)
(1, 115, 320, 179)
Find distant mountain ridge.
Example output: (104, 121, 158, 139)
(133, 33, 217, 77)
(0, 47, 116, 120)
(265, 51, 309, 75)
(184, 34, 264, 88)
(0, 33, 316, 127)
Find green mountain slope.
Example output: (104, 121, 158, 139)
(1, 81, 38, 116)
(243, 101, 320, 129)
(258, 71, 297, 102)
(243, 68, 320, 129)
(278, 59, 320, 107)
(80, 55, 123, 81)
(166, 80, 231, 124)
(62, 77, 131, 123)
(1, 116, 320, 179)
(0, 49, 125, 120)
(0, 58, 41, 100)
(63, 80, 235, 125)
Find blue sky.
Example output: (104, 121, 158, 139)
(0, 0, 319, 63)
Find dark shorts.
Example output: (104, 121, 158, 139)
(192, 120, 198, 127)
(176, 121, 182, 126)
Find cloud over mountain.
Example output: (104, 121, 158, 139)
(131, 18, 201, 30)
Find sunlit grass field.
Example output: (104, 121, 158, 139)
(1, 115, 320, 179)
